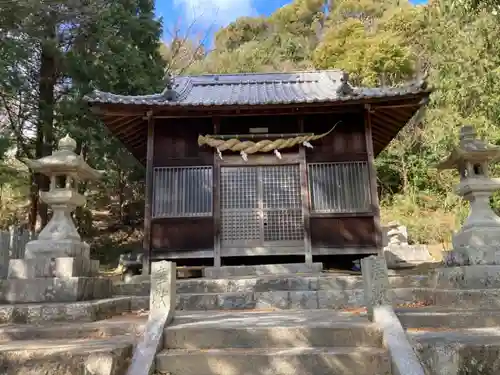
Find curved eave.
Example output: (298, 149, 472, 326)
(437, 148, 500, 170)
(89, 91, 431, 165)
(22, 159, 104, 180)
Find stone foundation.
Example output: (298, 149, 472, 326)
(24, 239, 90, 259)
(430, 265, 500, 289)
(2, 252, 109, 303)
(8, 256, 99, 279)
(1, 277, 113, 303)
(444, 244, 500, 266)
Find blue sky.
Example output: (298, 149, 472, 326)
(155, 0, 428, 42)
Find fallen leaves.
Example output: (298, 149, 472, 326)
(396, 301, 431, 308)
(340, 307, 367, 315)
(406, 327, 453, 332)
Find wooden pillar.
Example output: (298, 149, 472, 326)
(142, 111, 155, 275)
(212, 117, 221, 268)
(299, 117, 312, 265)
(364, 104, 383, 253)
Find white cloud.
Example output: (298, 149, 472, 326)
(174, 0, 257, 27)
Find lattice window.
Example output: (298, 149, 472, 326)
(308, 161, 371, 214)
(220, 165, 304, 246)
(261, 165, 301, 209)
(152, 166, 213, 218)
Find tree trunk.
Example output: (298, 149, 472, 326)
(75, 143, 91, 237)
(118, 168, 126, 225)
(36, 25, 57, 230)
(28, 172, 38, 233)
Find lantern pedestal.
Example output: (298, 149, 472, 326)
(1, 135, 110, 304)
(446, 178, 500, 266)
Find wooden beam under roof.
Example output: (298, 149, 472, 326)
(91, 94, 429, 164)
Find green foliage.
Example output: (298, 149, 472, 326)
(4, 0, 500, 250)
(313, 18, 415, 85)
(214, 17, 270, 51)
(0, 0, 165, 252)
(203, 0, 500, 244)
(194, 0, 324, 73)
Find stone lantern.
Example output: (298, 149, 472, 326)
(437, 125, 500, 265)
(22, 134, 103, 259)
(4, 134, 111, 303)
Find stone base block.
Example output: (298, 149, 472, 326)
(444, 247, 500, 266)
(54, 257, 98, 278)
(8, 257, 99, 279)
(449, 226, 500, 265)
(203, 263, 323, 278)
(1, 277, 112, 303)
(8, 258, 52, 279)
(24, 239, 90, 259)
(8, 256, 100, 279)
(384, 245, 435, 269)
(431, 265, 500, 289)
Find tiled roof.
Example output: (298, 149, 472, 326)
(84, 70, 429, 107)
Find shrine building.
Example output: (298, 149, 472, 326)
(85, 70, 431, 273)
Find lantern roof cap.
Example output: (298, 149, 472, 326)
(437, 126, 500, 170)
(58, 134, 77, 152)
(22, 134, 104, 180)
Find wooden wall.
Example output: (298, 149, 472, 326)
(153, 118, 213, 166)
(310, 216, 376, 248)
(149, 111, 378, 256)
(303, 112, 367, 162)
(151, 118, 214, 254)
(303, 112, 377, 249)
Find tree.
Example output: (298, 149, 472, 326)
(159, 19, 210, 75)
(4, 0, 500, 250)
(0, 0, 166, 235)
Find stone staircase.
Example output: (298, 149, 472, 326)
(5, 261, 500, 375)
(115, 264, 429, 312)
(117, 263, 429, 375)
(392, 270, 500, 375)
(156, 310, 391, 375)
(0, 315, 146, 375)
(397, 304, 500, 374)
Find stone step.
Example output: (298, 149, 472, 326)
(166, 310, 383, 349)
(114, 274, 429, 296)
(425, 289, 500, 308)
(409, 328, 500, 375)
(0, 316, 146, 342)
(203, 263, 324, 278)
(0, 296, 138, 324)
(0, 335, 134, 375)
(155, 346, 391, 375)
(127, 288, 422, 311)
(177, 288, 422, 310)
(396, 307, 500, 329)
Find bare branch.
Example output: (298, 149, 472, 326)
(163, 10, 218, 76)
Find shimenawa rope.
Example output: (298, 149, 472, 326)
(198, 122, 340, 161)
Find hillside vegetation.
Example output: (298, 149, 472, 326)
(1, 0, 499, 261)
(178, 0, 500, 246)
